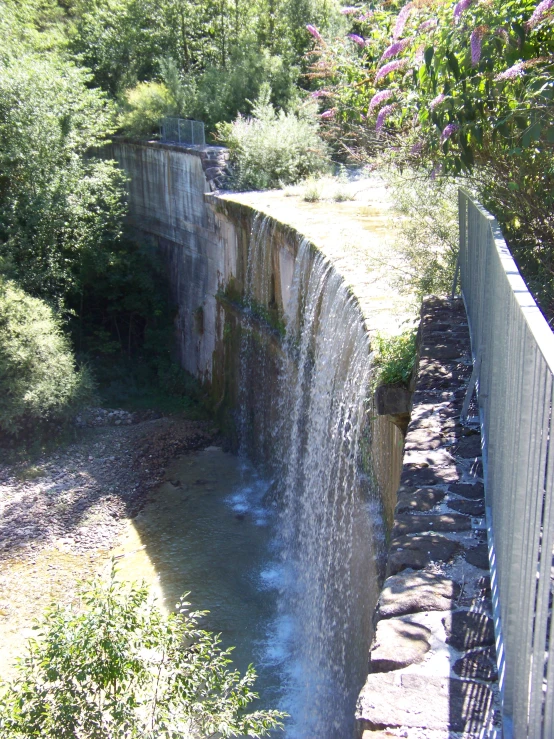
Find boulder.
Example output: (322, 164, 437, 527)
(357, 673, 493, 732)
(443, 610, 495, 651)
(378, 571, 460, 618)
(388, 533, 460, 575)
(369, 618, 431, 672)
(392, 513, 471, 537)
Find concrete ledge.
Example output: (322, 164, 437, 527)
(356, 296, 501, 738)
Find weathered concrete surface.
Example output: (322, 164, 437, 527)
(356, 297, 501, 738)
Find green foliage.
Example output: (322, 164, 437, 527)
(0, 51, 125, 307)
(0, 567, 286, 738)
(303, 180, 322, 202)
(372, 329, 417, 388)
(386, 172, 459, 300)
(118, 82, 177, 138)
(218, 85, 330, 190)
(0, 279, 93, 439)
(307, 0, 554, 317)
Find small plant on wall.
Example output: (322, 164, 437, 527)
(372, 329, 418, 388)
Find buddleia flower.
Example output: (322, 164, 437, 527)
(320, 109, 336, 119)
(418, 18, 438, 31)
(430, 163, 442, 180)
(526, 0, 554, 29)
(357, 11, 374, 21)
(376, 104, 398, 131)
(348, 33, 366, 46)
(470, 26, 487, 66)
(415, 44, 426, 64)
(430, 93, 446, 110)
(375, 59, 409, 82)
(494, 27, 509, 43)
(453, 0, 473, 24)
(495, 62, 525, 80)
(495, 57, 549, 80)
(311, 90, 331, 98)
(440, 123, 459, 143)
(393, 3, 414, 39)
(306, 25, 322, 41)
(369, 89, 394, 112)
(340, 6, 359, 14)
(410, 141, 424, 154)
(381, 38, 411, 61)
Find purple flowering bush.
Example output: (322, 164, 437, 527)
(306, 0, 554, 314)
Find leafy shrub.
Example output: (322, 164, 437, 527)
(118, 81, 176, 138)
(386, 173, 459, 300)
(0, 52, 125, 307)
(0, 279, 93, 438)
(217, 85, 330, 191)
(332, 189, 354, 202)
(303, 180, 322, 202)
(372, 329, 417, 388)
(0, 567, 285, 738)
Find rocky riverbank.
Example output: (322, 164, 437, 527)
(0, 410, 219, 673)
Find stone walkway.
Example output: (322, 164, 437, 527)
(356, 297, 501, 738)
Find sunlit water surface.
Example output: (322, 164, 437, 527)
(112, 446, 287, 716)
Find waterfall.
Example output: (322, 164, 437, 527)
(238, 218, 384, 738)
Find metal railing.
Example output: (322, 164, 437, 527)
(160, 117, 205, 146)
(458, 189, 554, 738)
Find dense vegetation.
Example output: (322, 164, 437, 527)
(2, 0, 553, 434)
(0, 568, 285, 738)
(307, 0, 554, 316)
(0, 0, 345, 442)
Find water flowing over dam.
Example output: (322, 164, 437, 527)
(239, 223, 381, 737)
(106, 141, 407, 737)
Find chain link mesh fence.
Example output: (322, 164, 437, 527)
(160, 118, 205, 146)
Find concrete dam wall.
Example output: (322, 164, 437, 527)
(107, 140, 405, 738)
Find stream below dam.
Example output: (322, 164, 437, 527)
(114, 437, 381, 739)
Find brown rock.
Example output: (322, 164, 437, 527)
(448, 482, 484, 500)
(369, 618, 431, 672)
(401, 465, 459, 487)
(392, 513, 471, 536)
(448, 498, 485, 516)
(396, 486, 446, 513)
(378, 571, 460, 617)
(388, 533, 460, 575)
(455, 435, 482, 458)
(453, 647, 498, 681)
(357, 673, 494, 732)
(465, 543, 489, 569)
(403, 428, 443, 451)
(443, 610, 495, 650)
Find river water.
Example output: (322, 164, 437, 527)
(113, 446, 286, 715)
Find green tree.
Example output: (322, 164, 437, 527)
(0, 51, 126, 307)
(0, 278, 93, 439)
(0, 568, 286, 738)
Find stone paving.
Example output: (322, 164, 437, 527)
(356, 296, 501, 738)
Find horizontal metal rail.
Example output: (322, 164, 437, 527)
(458, 189, 554, 738)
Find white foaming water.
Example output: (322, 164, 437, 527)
(237, 222, 383, 738)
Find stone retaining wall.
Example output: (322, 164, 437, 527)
(356, 296, 501, 738)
